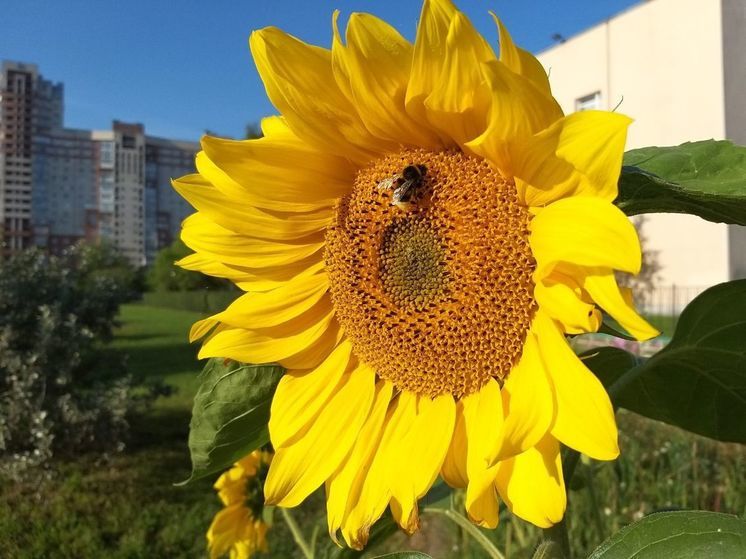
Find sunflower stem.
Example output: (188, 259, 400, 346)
(539, 446, 582, 559)
(542, 519, 571, 559)
(584, 464, 606, 541)
(280, 507, 314, 559)
(424, 507, 505, 559)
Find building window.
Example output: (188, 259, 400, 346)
(575, 91, 601, 112)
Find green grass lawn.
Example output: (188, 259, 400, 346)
(1, 303, 744, 559)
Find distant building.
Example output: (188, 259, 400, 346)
(32, 128, 97, 252)
(0, 60, 198, 266)
(0, 61, 63, 256)
(145, 136, 200, 263)
(537, 0, 746, 305)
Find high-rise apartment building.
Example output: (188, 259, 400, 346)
(145, 137, 199, 263)
(0, 61, 63, 256)
(32, 128, 97, 253)
(0, 60, 198, 266)
(536, 0, 746, 302)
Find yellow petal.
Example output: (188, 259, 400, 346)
(389, 393, 456, 533)
(207, 504, 251, 559)
(198, 134, 352, 211)
(441, 401, 468, 488)
(466, 482, 500, 529)
(264, 360, 376, 507)
(189, 316, 218, 343)
(260, 115, 294, 138)
(581, 270, 659, 341)
(198, 300, 335, 367)
(423, 11, 495, 146)
(534, 275, 601, 334)
(176, 252, 324, 292)
(181, 213, 325, 269)
(209, 273, 329, 330)
(511, 111, 632, 206)
(534, 311, 619, 460)
(250, 27, 385, 164)
(466, 60, 562, 173)
(278, 318, 345, 371)
(341, 394, 412, 549)
(335, 12, 441, 149)
(326, 380, 393, 545)
(462, 379, 503, 528)
(406, 0, 457, 127)
(269, 340, 354, 448)
(462, 379, 504, 473)
(493, 14, 552, 96)
(495, 433, 565, 528)
(499, 332, 554, 459)
(173, 173, 332, 241)
(529, 197, 641, 277)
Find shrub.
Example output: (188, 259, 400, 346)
(147, 239, 228, 292)
(0, 244, 143, 477)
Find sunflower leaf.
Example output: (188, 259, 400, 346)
(617, 140, 746, 224)
(177, 358, 283, 485)
(589, 511, 746, 558)
(582, 279, 746, 443)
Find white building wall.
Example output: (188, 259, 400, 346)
(537, 0, 732, 294)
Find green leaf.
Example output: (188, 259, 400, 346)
(583, 280, 746, 443)
(581, 346, 643, 394)
(589, 511, 746, 558)
(618, 140, 746, 224)
(178, 358, 283, 484)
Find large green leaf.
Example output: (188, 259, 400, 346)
(178, 359, 283, 484)
(589, 511, 746, 558)
(582, 280, 746, 443)
(618, 140, 746, 224)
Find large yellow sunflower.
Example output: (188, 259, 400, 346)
(176, 0, 658, 550)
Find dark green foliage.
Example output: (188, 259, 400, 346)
(618, 140, 746, 224)
(0, 244, 144, 477)
(589, 511, 746, 559)
(147, 238, 228, 292)
(181, 360, 284, 484)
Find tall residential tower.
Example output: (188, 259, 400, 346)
(0, 60, 198, 265)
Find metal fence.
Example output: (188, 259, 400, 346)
(639, 284, 709, 317)
(574, 284, 709, 357)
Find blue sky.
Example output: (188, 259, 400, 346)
(3, 0, 639, 140)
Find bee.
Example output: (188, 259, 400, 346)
(376, 164, 427, 210)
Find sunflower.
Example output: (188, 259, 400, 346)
(207, 451, 271, 559)
(176, 0, 658, 550)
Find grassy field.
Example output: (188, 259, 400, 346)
(1, 303, 744, 558)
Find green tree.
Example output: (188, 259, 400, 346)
(0, 245, 142, 477)
(148, 238, 228, 292)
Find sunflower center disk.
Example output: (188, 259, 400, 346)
(325, 149, 537, 399)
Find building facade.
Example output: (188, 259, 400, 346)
(0, 60, 198, 265)
(536, 0, 746, 304)
(145, 137, 199, 263)
(32, 127, 97, 252)
(0, 61, 63, 256)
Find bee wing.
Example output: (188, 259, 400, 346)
(377, 175, 400, 191)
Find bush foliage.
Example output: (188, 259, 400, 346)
(147, 239, 227, 292)
(0, 243, 143, 477)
